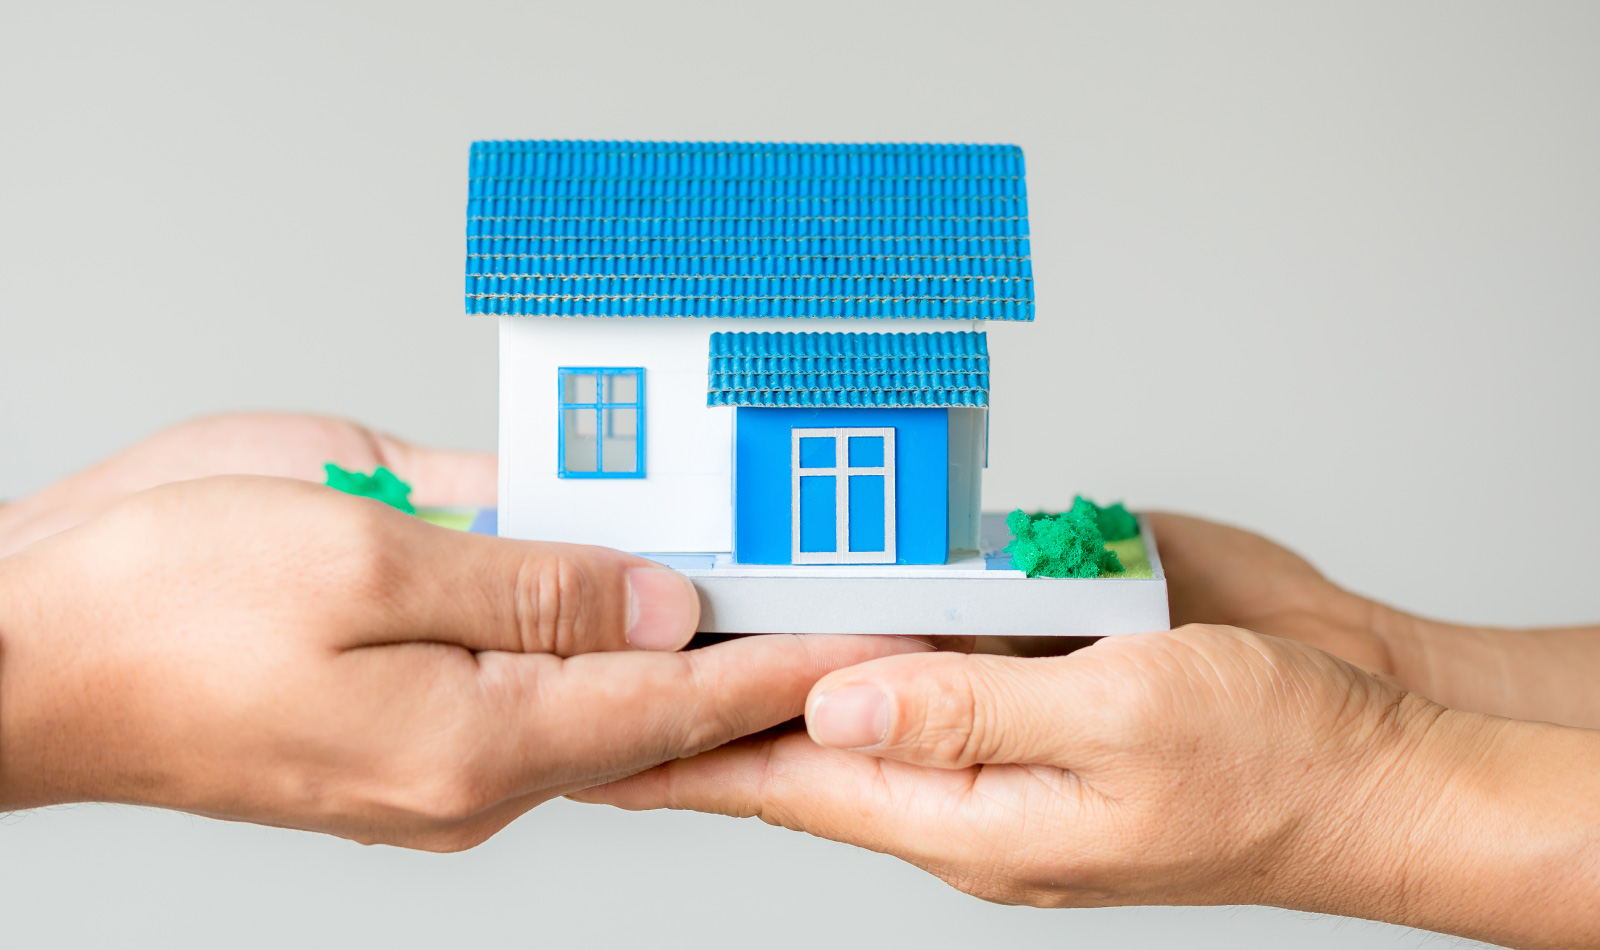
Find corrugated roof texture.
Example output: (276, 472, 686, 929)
(707, 331, 989, 407)
(467, 140, 1033, 320)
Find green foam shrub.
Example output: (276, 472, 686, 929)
(1004, 499, 1123, 579)
(1082, 497, 1140, 542)
(323, 462, 416, 514)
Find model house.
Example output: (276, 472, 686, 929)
(470, 139, 1033, 566)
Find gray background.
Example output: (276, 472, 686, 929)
(0, 1, 1593, 946)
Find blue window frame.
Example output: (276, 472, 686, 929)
(558, 368, 645, 478)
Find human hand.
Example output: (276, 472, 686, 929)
(0, 413, 494, 557)
(1149, 513, 1600, 727)
(1146, 512, 1407, 677)
(577, 625, 1600, 947)
(580, 625, 1438, 906)
(0, 476, 925, 849)
(972, 513, 1408, 670)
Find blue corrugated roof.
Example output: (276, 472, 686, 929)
(467, 140, 1033, 321)
(707, 331, 989, 407)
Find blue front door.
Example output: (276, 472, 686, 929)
(732, 407, 947, 566)
(790, 427, 896, 564)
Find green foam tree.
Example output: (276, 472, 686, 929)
(323, 462, 415, 514)
(1005, 499, 1123, 579)
(1083, 497, 1140, 542)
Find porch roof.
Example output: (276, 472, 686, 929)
(707, 331, 988, 408)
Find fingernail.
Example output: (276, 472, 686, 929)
(625, 567, 699, 651)
(809, 684, 891, 749)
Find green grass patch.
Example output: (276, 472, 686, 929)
(415, 508, 477, 531)
(1102, 535, 1153, 579)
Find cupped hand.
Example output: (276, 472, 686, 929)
(1154, 513, 1600, 728)
(0, 476, 926, 849)
(1148, 512, 1415, 677)
(0, 413, 495, 557)
(576, 625, 1453, 913)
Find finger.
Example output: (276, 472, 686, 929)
(571, 730, 1000, 870)
(803, 652, 1093, 768)
(347, 503, 699, 655)
(369, 434, 498, 507)
(1145, 511, 1332, 627)
(493, 634, 935, 793)
(335, 636, 930, 849)
(572, 733, 814, 817)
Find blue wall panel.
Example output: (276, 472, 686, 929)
(734, 407, 948, 564)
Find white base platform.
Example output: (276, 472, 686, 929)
(683, 514, 1170, 637)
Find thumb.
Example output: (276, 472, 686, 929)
(804, 652, 1086, 768)
(352, 505, 700, 656)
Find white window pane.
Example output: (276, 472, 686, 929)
(605, 405, 637, 438)
(563, 408, 598, 472)
(603, 372, 638, 404)
(563, 373, 597, 404)
(601, 408, 638, 473)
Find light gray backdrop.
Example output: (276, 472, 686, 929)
(0, 1, 1593, 947)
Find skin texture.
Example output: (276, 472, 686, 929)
(0, 412, 498, 559)
(0, 416, 926, 848)
(1151, 511, 1600, 728)
(578, 517, 1600, 948)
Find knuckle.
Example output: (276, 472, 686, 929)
(904, 664, 991, 768)
(515, 552, 595, 653)
(370, 738, 508, 832)
(409, 779, 492, 824)
(677, 702, 743, 760)
(325, 505, 406, 599)
(616, 655, 742, 764)
(394, 747, 499, 824)
(675, 660, 745, 756)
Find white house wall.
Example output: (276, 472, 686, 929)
(498, 316, 982, 554)
(500, 316, 731, 551)
(947, 407, 987, 553)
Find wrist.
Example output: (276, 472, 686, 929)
(1403, 712, 1600, 947)
(1297, 694, 1600, 947)
(1269, 684, 1450, 922)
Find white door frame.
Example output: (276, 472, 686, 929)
(790, 427, 896, 565)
